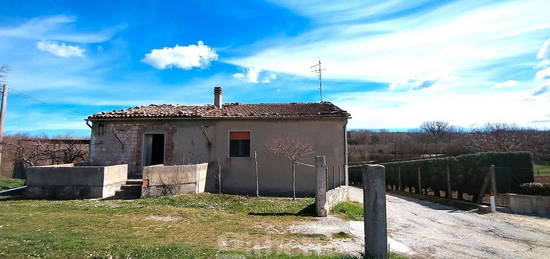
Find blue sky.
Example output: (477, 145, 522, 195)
(1, 0, 549, 137)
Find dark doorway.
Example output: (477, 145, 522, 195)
(143, 133, 165, 166)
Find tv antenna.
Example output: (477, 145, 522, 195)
(311, 60, 325, 102)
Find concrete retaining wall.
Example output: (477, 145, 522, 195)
(324, 186, 353, 213)
(507, 193, 550, 217)
(26, 164, 127, 199)
(141, 163, 208, 197)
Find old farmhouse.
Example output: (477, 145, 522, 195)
(87, 87, 350, 196)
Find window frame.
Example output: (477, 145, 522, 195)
(228, 130, 251, 158)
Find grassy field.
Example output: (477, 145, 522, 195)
(0, 176, 25, 191)
(331, 202, 364, 221)
(0, 193, 364, 258)
(534, 164, 550, 176)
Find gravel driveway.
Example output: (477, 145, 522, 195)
(347, 187, 550, 258)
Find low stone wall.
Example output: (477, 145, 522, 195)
(507, 193, 550, 217)
(323, 186, 353, 213)
(26, 164, 128, 199)
(141, 163, 208, 197)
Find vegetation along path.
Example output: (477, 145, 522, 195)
(346, 187, 550, 258)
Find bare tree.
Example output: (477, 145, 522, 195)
(266, 136, 313, 200)
(420, 121, 455, 154)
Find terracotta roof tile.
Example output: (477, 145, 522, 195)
(88, 102, 350, 120)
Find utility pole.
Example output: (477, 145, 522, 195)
(0, 84, 8, 170)
(311, 60, 325, 102)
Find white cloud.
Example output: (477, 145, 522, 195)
(233, 67, 277, 84)
(142, 41, 218, 70)
(228, 0, 550, 83)
(332, 88, 550, 129)
(492, 80, 519, 89)
(36, 41, 85, 57)
(537, 38, 550, 67)
(233, 67, 261, 83)
(389, 73, 457, 91)
(531, 82, 549, 96)
(535, 67, 550, 81)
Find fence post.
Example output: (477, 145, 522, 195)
(363, 165, 388, 259)
(446, 165, 451, 199)
(332, 166, 335, 189)
(315, 156, 328, 217)
(398, 167, 402, 191)
(490, 165, 497, 213)
(417, 167, 422, 194)
(217, 161, 222, 194)
(254, 151, 259, 197)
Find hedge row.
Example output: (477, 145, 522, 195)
(350, 152, 534, 197)
(518, 183, 550, 196)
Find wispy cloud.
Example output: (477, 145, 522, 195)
(37, 41, 85, 57)
(229, 0, 550, 83)
(0, 15, 120, 43)
(492, 80, 519, 89)
(233, 67, 277, 84)
(142, 41, 218, 70)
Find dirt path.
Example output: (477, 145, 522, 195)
(348, 187, 550, 258)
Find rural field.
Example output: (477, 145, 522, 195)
(535, 164, 550, 176)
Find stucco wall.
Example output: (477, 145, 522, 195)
(141, 163, 208, 197)
(89, 118, 347, 196)
(26, 164, 127, 199)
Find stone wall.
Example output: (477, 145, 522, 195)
(141, 163, 208, 197)
(26, 164, 127, 199)
(507, 193, 550, 217)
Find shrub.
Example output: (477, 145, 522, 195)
(517, 182, 550, 196)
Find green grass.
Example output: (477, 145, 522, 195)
(0, 193, 362, 258)
(534, 164, 550, 176)
(0, 176, 25, 191)
(331, 202, 364, 221)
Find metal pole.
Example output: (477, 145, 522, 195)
(490, 165, 497, 213)
(417, 167, 422, 194)
(0, 84, 7, 170)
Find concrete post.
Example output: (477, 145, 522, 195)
(315, 156, 327, 217)
(362, 165, 388, 258)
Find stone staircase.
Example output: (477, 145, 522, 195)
(114, 179, 142, 199)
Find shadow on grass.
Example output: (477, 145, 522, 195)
(248, 203, 317, 217)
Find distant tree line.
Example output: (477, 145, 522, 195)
(348, 121, 550, 164)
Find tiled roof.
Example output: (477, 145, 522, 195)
(88, 102, 350, 120)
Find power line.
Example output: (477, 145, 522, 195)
(8, 87, 87, 119)
(311, 60, 325, 102)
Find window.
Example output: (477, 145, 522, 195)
(229, 131, 250, 157)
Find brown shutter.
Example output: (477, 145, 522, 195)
(230, 131, 250, 140)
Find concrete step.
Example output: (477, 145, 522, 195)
(114, 190, 140, 199)
(126, 179, 143, 185)
(121, 184, 142, 191)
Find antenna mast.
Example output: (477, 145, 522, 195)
(311, 60, 325, 102)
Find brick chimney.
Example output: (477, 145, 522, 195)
(214, 86, 222, 109)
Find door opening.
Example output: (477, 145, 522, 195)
(143, 133, 165, 166)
